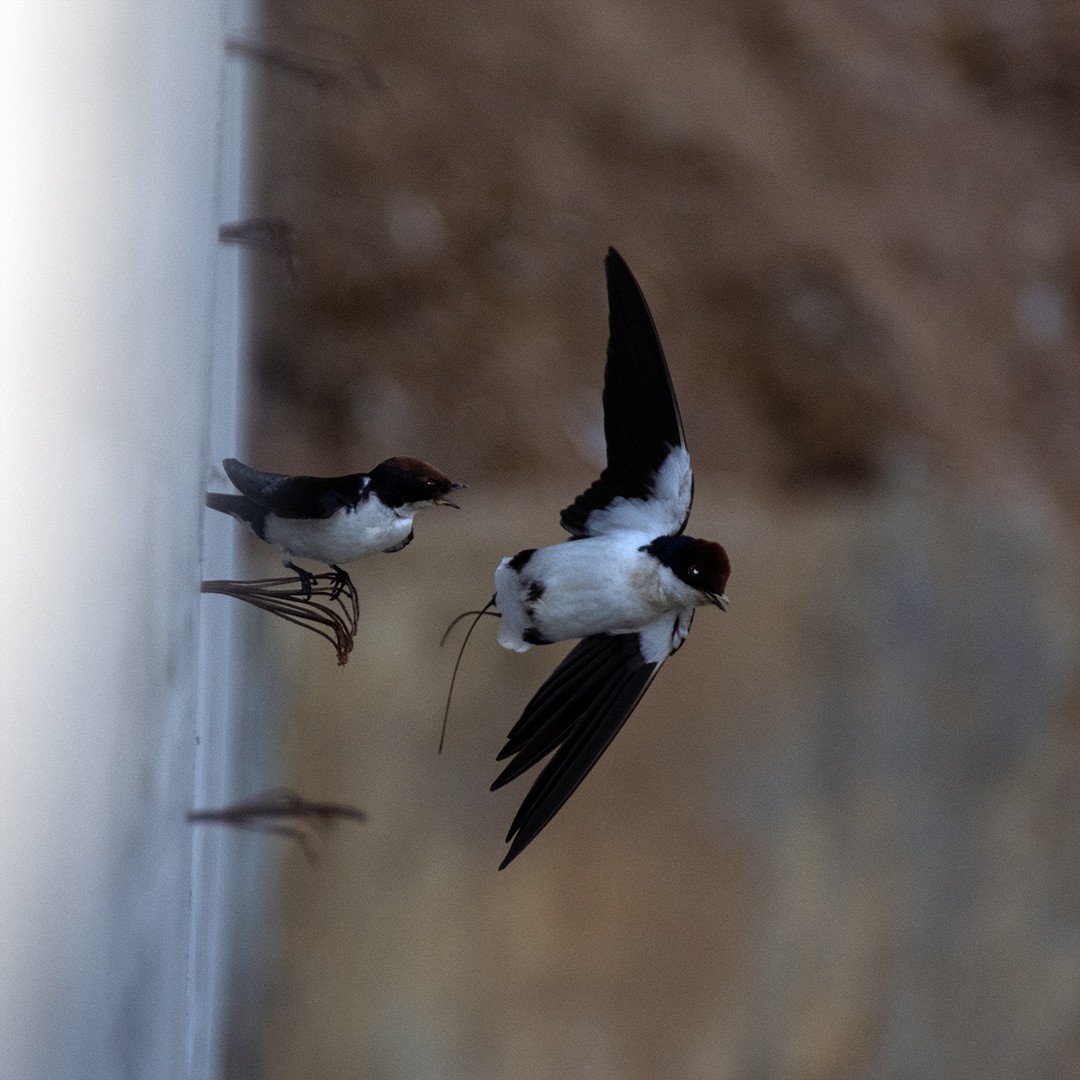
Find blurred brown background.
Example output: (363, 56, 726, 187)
(223, 1, 1080, 1076)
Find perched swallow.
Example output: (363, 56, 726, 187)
(206, 456, 463, 593)
(491, 248, 730, 868)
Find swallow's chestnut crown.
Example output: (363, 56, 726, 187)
(369, 456, 460, 508)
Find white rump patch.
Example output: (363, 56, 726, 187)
(494, 557, 533, 652)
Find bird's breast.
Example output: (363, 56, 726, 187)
(266, 500, 410, 564)
(495, 536, 688, 648)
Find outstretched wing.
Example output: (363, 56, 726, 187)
(560, 248, 692, 540)
(222, 458, 366, 520)
(492, 612, 691, 868)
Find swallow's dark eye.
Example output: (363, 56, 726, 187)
(687, 564, 701, 580)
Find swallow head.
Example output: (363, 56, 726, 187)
(369, 456, 464, 511)
(647, 534, 731, 610)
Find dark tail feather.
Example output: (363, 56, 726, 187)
(206, 492, 265, 535)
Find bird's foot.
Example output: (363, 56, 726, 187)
(287, 562, 318, 600)
(329, 565, 353, 601)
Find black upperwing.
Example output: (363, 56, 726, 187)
(559, 248, 692, 539)
(222, 458, 367, 520)
(491, 630, 663, 869)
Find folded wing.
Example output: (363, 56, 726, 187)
(223, 458, 364, 519)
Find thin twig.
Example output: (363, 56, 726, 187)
(437, 596, 499, 753)
(187, 787, 366, 863)
(218, 217, 297, 281)
(202, 573, 360, 664)
(225, 27, 384, 95)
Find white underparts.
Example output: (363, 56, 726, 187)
(264, 496, 414, 567)
(494, 535, 700, 653)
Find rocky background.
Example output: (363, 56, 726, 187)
(222, 1, 1080, 1076)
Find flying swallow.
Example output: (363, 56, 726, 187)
(491, 248, 730, 868)
(206, 456, 463, 593)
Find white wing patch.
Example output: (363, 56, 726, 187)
(636, 607, 693, 665)
(583, 445, 692, 538)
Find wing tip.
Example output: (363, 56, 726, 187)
(499, 820, 539, 869)
(604, 246, 635, 289)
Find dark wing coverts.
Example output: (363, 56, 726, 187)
(223, 458, 365, 519)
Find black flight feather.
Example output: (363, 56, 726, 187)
(494, 631, 662, 868)
(560, 248, 690, 538)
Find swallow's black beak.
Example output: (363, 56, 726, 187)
(705, 592, 729, 611)
(435, 481, 465, 509)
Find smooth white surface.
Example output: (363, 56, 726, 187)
(0, 2, 250, 1077)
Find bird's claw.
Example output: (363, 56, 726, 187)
(329, 565, 353, 601)
(288, 564, 318, 600)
